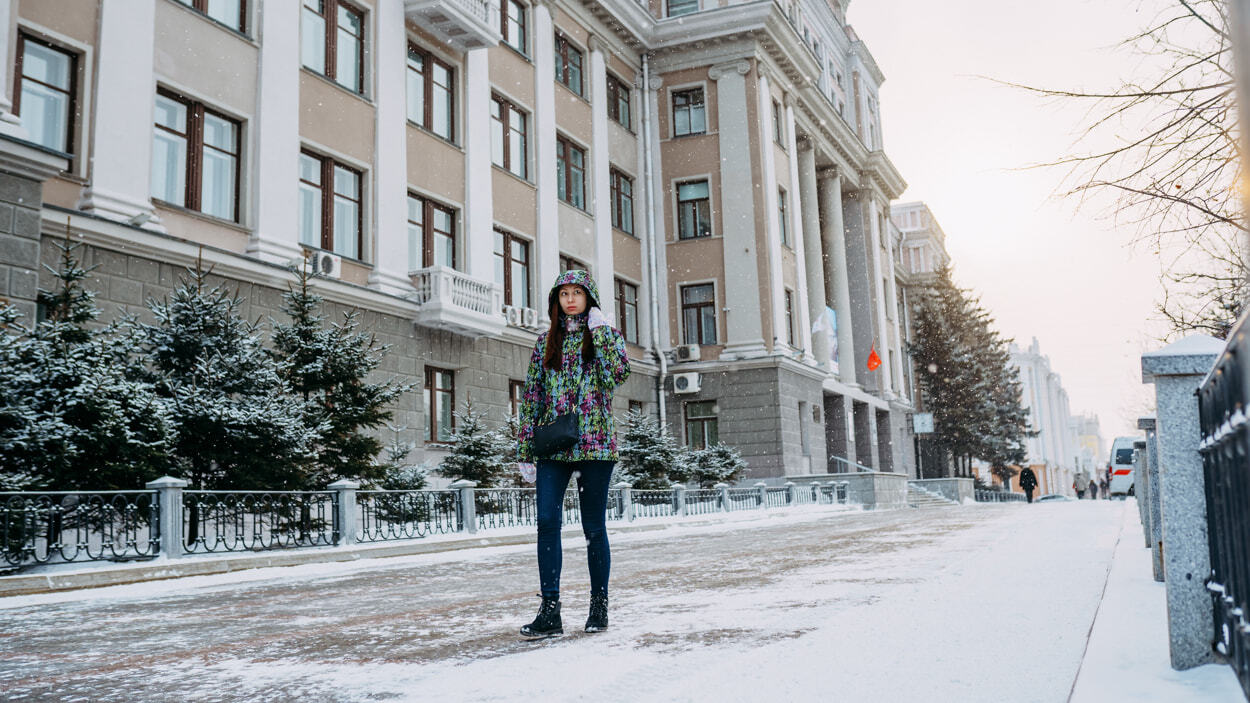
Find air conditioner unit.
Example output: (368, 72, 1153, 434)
(673, 371, 701, 394)
(503, 305, 522, 327)
(522, 307, 539, 329)
(675, 344, 701, 362)
(312, 251, 342, 279)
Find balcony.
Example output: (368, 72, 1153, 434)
(404, 0, 501, 52)
(410, 266, 505, 338)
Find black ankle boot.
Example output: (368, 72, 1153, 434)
(585, 592, 608, 633)
(520, 596, 562, 639)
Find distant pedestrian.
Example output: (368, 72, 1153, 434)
(1088, 480, 1099, 500)
(1100, 478, 1110, 499)
(1074, 471, 1090, 499)
(515, 270, 630, 639)
(1019, 467, 1038, 503)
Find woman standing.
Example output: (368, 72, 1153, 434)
(516, 270, 630, 638)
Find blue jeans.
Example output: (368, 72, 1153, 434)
(536, 459, 614, 600)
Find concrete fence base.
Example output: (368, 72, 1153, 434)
(785, 472, 909, 510)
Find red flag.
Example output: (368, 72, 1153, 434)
(866, 344, 882, 371)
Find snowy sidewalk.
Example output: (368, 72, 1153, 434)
(1070, 500, 1242, 701)
(0, 500, 1240, 702)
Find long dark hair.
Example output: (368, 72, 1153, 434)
(543, 286, 596, 371)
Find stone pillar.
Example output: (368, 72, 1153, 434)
(1141, 416, 1164, 582)
(672, 483, 686, 517)
(1133, 437, 1151, 547)
(77, 0, 162, 230)
(328, 479, 359, 546)
(369, 1, 414, 294)
(1141, 335, 1224, 669)
(715, 482, 730, 512)
(784, 99, 812, 360)
(709, 59, 766, 360)
(588, 36, 614, 313)
(641, 73, 668, 350)
(0, 0, 27, 139)
(842, 190, 878, 391)
(248, 0, 303, 264)
(798, 143, 829, 369)
(146, 476, 187, 559)
(755, 481, 768, 509)
(754, 70, 784, 354)
(615, 481, 634, 521)
(450, 479, 478, 534)
(784, 480, 796, 505)
(532, 0, 559, 325)
(818, 171, 855, 385)
(867, 200, 893, 396)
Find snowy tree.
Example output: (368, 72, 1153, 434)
(0, 238, 172, 490)
(139, 261, 318, 489)
(687, 443, 747, 488)
(616, 410, 687, 489)
(439, 400, 510, 487)
(270, 261, 411, 486)
(908, 266, 1032, 479)
(372, 425, 428, 491)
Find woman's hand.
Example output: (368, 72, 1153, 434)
(518, 462, 537, 484)
(587, 306, 610, 329)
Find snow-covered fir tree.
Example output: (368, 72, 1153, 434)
(270, 261, 411, 486)
(140, 261, 318, 489)
(615, 410, 688, 489)
(439, 400, 510, 487)
(372, 425, 429, 490)
(0, 237, 172, 490)
(687, 443, 748, 488)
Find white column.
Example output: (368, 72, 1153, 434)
(0, 0, 26, 137)
(77, 0, 162, 230)
(819, 170, 855, 385)
(797, 142, 829, 370)
(755, 70, 785, 354)
(533, 0, 559, 322)
(783, 97, 811, 360)
(588, 35, 614, 320)
(247, 0, 302, 263)
(867, 197, 893, 395)
(710, 59, 766, 360)
(462, 47, 495, 288)
(368, 0, 412, 294)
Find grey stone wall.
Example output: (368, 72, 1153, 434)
(663, 361, 825, 480)
(38, 237, 656, 476)
(0, 173, 45, 321)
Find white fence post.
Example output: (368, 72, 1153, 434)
(146, 476, 186, 559)
(450, 479, 478, 534)
(615, 481, 634, 522)
(328, 479, 359, 546)
(672, 483, 687, 517)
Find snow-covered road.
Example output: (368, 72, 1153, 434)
(0, 500, 1193, 701)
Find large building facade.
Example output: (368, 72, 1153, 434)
(0, 0, 913, 483)
(1008, 338, 1080, 495)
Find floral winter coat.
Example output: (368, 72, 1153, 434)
(516, 270, 631, 463)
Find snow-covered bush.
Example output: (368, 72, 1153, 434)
(615, 410, 688, 489)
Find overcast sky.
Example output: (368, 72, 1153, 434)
(848, 0, 1180, 444)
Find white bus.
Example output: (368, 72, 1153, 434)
(1108, 436, 1138, 497)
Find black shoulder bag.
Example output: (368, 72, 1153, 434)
(531, 344, 580, 458)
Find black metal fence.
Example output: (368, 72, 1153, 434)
(181, 491, 338, 554)
(974, 489, 1025, 503)
(1, 491, 160, 567)
(1197, 333, 1250, 698)
(357, 489, 460, 541)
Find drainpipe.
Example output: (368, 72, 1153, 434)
(641, 53, 667, 427)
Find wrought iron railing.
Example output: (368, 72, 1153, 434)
(974, 489, 1025, 503)
(605, 488, 627, 521)
(725, 487, 760, 511)
(475, 488, 537, 530)
(181, 491, 338, 554)
(357, 490, 460, 542)
(632, 489, 677, 519)
(0, 491, 159, 568)
(684, 489, 721, 515)
(1198, 327, 1250, 695)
